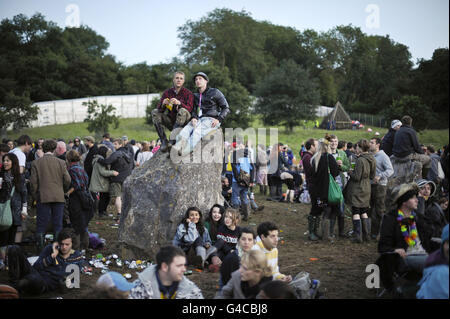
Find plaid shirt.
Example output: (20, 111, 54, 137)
(157, 87, 194, 123)
(68, 163, 89, 192)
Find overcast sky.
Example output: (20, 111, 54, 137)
(1, 0, 448, 66)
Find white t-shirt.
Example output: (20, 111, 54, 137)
(9, 147, 26, 168)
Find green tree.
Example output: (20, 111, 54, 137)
(383, 95, 432, 132)
(145, 96, 160, 125)
(410, 48, 449, 128)
(254, 60, 321, 133)
(83, 100, 120, 138)
(0, 92, 37, 138)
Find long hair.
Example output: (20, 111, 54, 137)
(205, 204, 225, 237)
(311, 137, 331, 172)
(1, 153, 21, 189)
(181, 207, 205, 236)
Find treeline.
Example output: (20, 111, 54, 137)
(1, 10, 448, 132)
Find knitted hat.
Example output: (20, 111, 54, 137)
(416, 179, 437, 198)
(391, 119, 402, 129)
(193, 72, 209, 82)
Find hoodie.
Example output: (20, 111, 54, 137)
(348, 152, 377, 208)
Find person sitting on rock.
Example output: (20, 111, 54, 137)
(129, 245, 204, 299)
(151, 71, 194, 153)
(172, 72, 230, 157)
(392, 115, 431, 178)
(172, 207, 216, 269)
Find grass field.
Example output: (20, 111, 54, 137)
(6, 117, 449, 157)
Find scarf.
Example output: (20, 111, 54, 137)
(397, 210, 418, 247)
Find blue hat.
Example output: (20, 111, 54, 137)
(96, 271, 136, 292)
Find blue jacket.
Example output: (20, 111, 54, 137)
(33, 244, 85, 291)
(231, 149, 255, 184)
(172, 223, 212, 249)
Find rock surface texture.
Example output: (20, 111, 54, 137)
(119, 129, 224, 259)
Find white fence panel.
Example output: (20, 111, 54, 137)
(29, 93, 161, 128)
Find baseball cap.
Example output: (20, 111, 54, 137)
(122, 136, 128, 141)
(96, 271, 136, 292)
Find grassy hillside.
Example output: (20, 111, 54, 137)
(6, 117, 449, 157)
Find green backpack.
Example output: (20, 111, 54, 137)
(327, 157, 343, 204)
(0, 186, 14, 232)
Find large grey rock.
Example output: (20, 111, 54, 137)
(118, 129, 224, 259)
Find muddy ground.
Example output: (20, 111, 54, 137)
(0, 193, 381, 299)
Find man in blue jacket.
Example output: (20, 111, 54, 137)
(231, 146, 255, 221)
(7, 228, 85, 295)
(172, 72, 230, 157)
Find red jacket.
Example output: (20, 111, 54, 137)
(157, 87, 194, 124)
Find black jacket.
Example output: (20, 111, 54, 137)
(392, 125, 423, 158)
(97, 147, 133, 183)
(378, 209, 431, 254)
(193, 87, 230, 123)
(309, 153, 339, 202)
(380, 128, 396, 157)
(84, 144, 99, 181)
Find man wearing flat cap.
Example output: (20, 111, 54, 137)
(172, 72, 230, 157)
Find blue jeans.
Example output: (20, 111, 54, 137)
(176, 117, 220, 155)
(231, 182, 249, 208)
(36, 202, 65, 234)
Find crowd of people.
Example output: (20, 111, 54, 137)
(0, 70, 448, 300)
